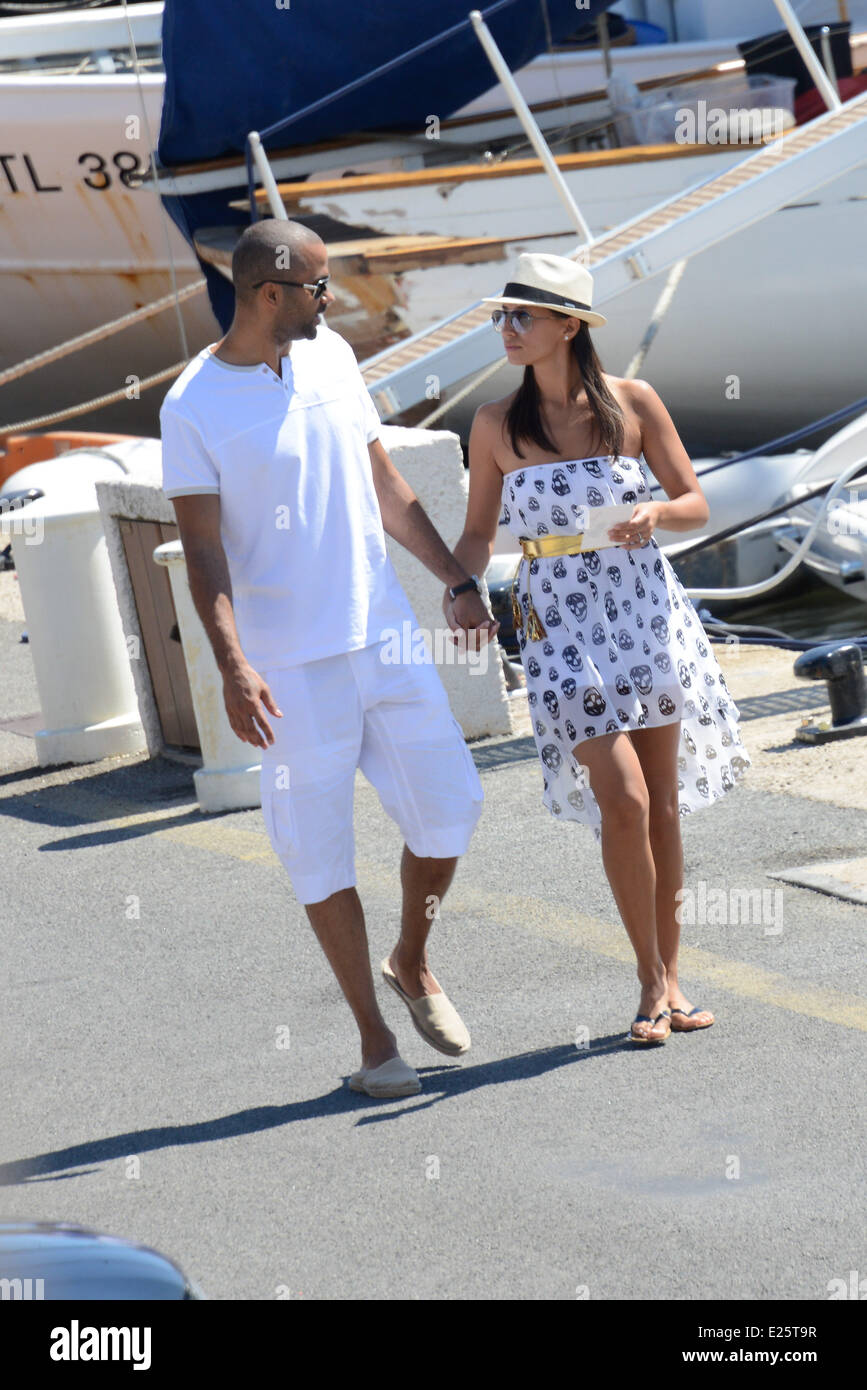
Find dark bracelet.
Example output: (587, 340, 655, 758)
(449, 575, 480, 600)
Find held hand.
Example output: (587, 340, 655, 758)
(222, 662, 283, 749)
(443, 587, 500, 651)
(607, 501, 662, 550)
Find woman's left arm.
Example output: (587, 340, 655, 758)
(609, 379, 710, 542)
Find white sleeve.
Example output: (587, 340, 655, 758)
(361, 385, 382, 444)
(160, 405, 220, 498)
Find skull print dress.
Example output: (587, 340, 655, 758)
(501, 456, 751, 843)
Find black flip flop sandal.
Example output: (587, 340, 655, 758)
(670, 1006, 714, 1031)
(628, 1009, 671, 1044)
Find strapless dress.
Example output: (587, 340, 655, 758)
(500, 455, 751, 841)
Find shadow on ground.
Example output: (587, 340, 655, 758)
(1, 1034, 657, 1185)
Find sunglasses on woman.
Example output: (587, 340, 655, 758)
(490, 308, 556, 334)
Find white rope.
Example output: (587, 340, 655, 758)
(0, 361, 188, 435)
(0, 279, 205, 389)
(683, 456, 867, 601)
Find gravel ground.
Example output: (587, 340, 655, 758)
(0, 569, 25, 623)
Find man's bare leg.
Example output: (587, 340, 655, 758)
(388, 845, 459, 1000)
(305, 886, 399, 1071)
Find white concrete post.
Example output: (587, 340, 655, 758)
(1, 463, 146, 766)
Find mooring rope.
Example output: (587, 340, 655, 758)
(0, 280, 205, 391)
(0, 361, 189, 435)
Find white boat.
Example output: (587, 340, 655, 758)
(1, 0, 866, 446)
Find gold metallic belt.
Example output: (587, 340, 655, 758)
(511, 533, 596, 640)
(520, 533, 595, 559)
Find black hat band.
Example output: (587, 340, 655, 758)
(501, 281, 592, 312)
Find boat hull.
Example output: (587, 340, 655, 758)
(1, 69, 866, 447)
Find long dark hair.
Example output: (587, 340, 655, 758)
(504, 320, 625, 462)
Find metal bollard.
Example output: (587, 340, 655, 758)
(793, 640, 867, 743)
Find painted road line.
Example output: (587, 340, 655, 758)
(153, 819, 867, 1034)
(160, 822, 279, 864)
(23, 786, 864, 1033)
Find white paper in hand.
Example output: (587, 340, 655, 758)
(571, 502, 636, 551)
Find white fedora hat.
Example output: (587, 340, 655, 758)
(482, 251, 606, 327)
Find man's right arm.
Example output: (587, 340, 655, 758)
(171, 495, 282, 749)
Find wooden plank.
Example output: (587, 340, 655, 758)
(121, 519, 183, 748)
(156, 522, 200, 749)
(340, 232, 529, 274)
(120, 520, 200, 751)
(195, 228, 535, 278)
(231, 139, 745, 209)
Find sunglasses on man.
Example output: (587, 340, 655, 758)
(252, 276, 330, 300)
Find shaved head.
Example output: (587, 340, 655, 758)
(232, 219, 324, 303)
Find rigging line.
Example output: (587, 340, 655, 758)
(258, 0, 521, 142)
(674, 462, 867, 561)
(246, 0, 524, 221)
(648, 394, 867, 490)
(416, 355, 509, 429)
(459, 19, 827, 169)
(240, 24, 846, 204)
(539, 0, 571, 116)
(0, 2, 115, 11)
(679, 457, 867, 602)
(121, 0, 190, 362)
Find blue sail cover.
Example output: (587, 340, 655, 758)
(157, 0, 621, 331)
(158, 0, 619, 163)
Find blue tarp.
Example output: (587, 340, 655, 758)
(158, 0, 619, 165)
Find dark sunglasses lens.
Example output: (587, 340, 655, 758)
(315, 279, 328, 299)
(491, 311, 505, 331)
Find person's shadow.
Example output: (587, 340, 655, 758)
(0, 1033, 644, 1185)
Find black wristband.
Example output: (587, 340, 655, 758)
(449, 575, 480, 600)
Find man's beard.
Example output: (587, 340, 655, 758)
(274, 313, 320, 345)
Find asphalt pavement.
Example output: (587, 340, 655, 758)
(1, 611, 865, 1301)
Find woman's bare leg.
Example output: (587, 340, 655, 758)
(575, 730, 668, 1039)
(630, 721, 714, 1030)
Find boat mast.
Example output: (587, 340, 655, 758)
(469, 9, 594, 248)
(771, 0, 842, 112)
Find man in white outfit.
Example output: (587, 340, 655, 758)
(160, 220, 497, 1097)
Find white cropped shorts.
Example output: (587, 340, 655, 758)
(259, 639, 484, 905)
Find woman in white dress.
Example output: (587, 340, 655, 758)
(444, 253, 750, 1044)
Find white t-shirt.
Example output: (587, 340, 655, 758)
(160, 323, 417, 672)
